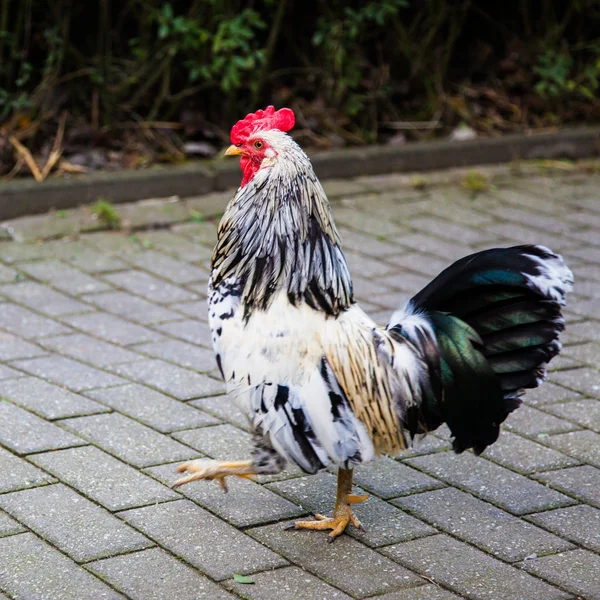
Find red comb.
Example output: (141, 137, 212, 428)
(230, 105, 295, 144)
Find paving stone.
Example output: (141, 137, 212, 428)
(534, 465, 600, 508)
(173, 423, 252, 459)
(117, 197, 190, 229)
(38, 333, 140, 366)
(337, 226, 403, 258)
(0, 363, 22, 379)
(0, 533, 124, 599)
(30, 446, 178, 511)
(406, 451, 574, 515)
(85, 383, 219, 432)
(17, 259, 112, 295)
(520, 549, 600, 600)
(87, 547, 235, 600)
(268, 471, 435, 547)
(381, 534, 569, 600)
(0, 446, 54, 493)
(544, 398, 600, 432)
(372, 584, 462, 600)
(134, 338, 216, 371)
(120, 499, 287, 581)
(134, 231, 213, 263)
(170, 299, 209, 319)
(0, 401, 85, 454)
(83, 231, 145, 255)
(394, 487, 573, 562)
(481, 430, 579, 474)
(0, 331, 45, 361)
(559, 320, 600, 344)
(103, 270, 198, 304)
(0, 302, 71, 338)
(0, 281, 91, 316)
(63, 311, 163, 345)
(124, 250, 203, 284)
(550, 367, 600, 398)
(0, 262, 18, 282)
(0, 509, 24, 537)
(0, 484, 151, 562)
(543, 429, 600, 467)
(397, 433, 452, 458)
(189, 395, 250, 432)
(226, 565, 353, 600)
(353, 457, 445, 499)
(563, 341, 600, 366)
(42, 239, 129, 273)
(82, 291, 181, 325)
(0, 377, 108, 419)
(61, 413, 197, 467)
(147, 463, 305, 527)
(503, 404, 579, 437)
(523, 381, 583, 405)
(527, 504, 600, 552)
(248, 521, 422, 598)
(111, 359, 224, 399)
(153, 318, 212, 346)
(11, 355, 125, 392)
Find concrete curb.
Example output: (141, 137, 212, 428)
(1, 126, 599, 221)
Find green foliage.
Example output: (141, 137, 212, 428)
(461, 171, 489, 196)
(91, 199, 121, 229)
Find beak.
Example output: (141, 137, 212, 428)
(224, 145, 243, 157)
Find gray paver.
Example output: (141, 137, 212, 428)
(381, 534, 570, 600)
(87, 548, 235, 600)
(0, 331, 46, 361)
(550, 367, 600, 398)
(0, 262, 18, 282)
(372, 585, 462, 600)
(189, 395, 251, 432)
(543, 429, 600, 467)
(226, 566, 353, 600)
(0, 302, 71, 338)
(268, 471, 435, 547)
(120, 500, 288, 581)
(0, 484, 151, 562)
(17, 259, 112, 294)
(111, 359, 224, 399)
(523, 381, 583, 405)
(147, 463, 305, 527)
(0, 281, 90, 316)
(521, 549, 600, 600)
(82, 290, 182, 324)
(173, 423, 252, 459)
(0, 510, 25, 537)
(38, 333, 140, 366)
(406, 451, 575, 514)
(353, 457, 445, 499)
(103, 270, 198, 304)
(62, 311, 163, 345)
(0, 446, 55, 493)
(248, 522, 422, 598)
(503, 404, 580, 437)
(0, 532, 124, 599)
(85, 383, 219, 432)
(123, 250, 204, 284)
(30, 446, 178, 511)
(134, 338, 216, 371)
(481, 430, 579, 473)
(0, 401, 85, 454)
(153, 318, 212, 346)
(527, 504, 600, 552)
(534, 465, 600, 508)
(10, 355, 125, 392)
(0, 376, 108, 419)
(134, 230, 213, 262)
(0, 364, 22, 380)
(545, 398, 600, 432)
(61, 412, 197, 467)
(394, 487, 573, 561)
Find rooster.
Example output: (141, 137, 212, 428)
(174, 106, 573, 541)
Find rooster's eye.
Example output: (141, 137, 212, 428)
(253, 140, 264, 150)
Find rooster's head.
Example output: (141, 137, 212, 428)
(225, 105, 296, 188)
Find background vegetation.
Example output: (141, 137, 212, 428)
(1, 0, 600, 177)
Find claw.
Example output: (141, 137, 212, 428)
(173, 458, 255, 490)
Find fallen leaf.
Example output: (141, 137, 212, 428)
(232, 574, 255, 584)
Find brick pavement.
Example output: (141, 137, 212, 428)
(0, 164, 599, 599)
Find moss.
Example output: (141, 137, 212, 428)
(90, 199, 121, 230)
(461, 171, 489, 196)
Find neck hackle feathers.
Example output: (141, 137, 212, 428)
(230, 105, 295, 144)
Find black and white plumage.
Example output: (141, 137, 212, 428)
(204, 128, 573, 477)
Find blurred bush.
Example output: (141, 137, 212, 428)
(1, 0, 600, 173)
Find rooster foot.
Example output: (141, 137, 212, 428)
(173, 459, 256, 492)
(290, 493, 369, 542)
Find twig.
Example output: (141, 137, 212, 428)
(9, 136, 43, 181)
(41, 111, 67, 180)
(56, 159, 88, 175)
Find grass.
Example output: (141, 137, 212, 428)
(461, 171, 489, 195)
(90, 198, 121, 229)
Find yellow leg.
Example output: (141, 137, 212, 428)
(290, 468, 369, 542)
(173, 459, 257, 492)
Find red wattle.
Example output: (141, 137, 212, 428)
(240, 156, 260, 188)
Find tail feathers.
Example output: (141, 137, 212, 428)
(389, 245, 572, 455)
